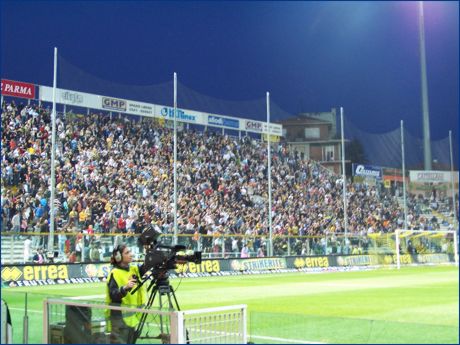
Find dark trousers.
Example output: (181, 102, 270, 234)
(110, 316, 136, 344)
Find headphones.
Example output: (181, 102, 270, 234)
(113, 244, 123, 264)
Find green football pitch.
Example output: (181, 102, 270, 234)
(1, 266, 458, 344)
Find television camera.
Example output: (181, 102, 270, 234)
(129, 225, 202, 343)
(138, 224, 202, 273)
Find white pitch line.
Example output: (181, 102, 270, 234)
(250, 335, 325, 344)
(67, 294, 105, 300)
(8, 307, 42, 314)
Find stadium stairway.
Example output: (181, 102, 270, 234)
(396, 197, 456, 231)
(1, 237, 25, 265)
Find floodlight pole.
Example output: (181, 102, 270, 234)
(401, 121, 408, 230)
(267, 92, 273, 257)
(340, 107, 348, 248)
(173, 73, 178, 245)
(49, 47, 58, 252)
(449, 131, 457, 229)
(419, 1, 432, 170)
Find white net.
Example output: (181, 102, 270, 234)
(178, 305, 247, 344)
(395, 230, 458, 269)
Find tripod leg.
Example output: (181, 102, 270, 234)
(131, 286, 158, 343)
(169, 288, 181, 311)
(166, 292, 174, 311)
(158, 292, 167, 335)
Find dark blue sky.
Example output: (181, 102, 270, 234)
(1, 1, 458, 140)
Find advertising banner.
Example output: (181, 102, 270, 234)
(81, 263, 112, 279)
(1, 253, 455, 287)
(126, 100, 155, 117)
(242, 120, 283, 136)
(229, 257, 287, 271)
(0, 263, 100, 287)
(382, 167, 407, 183)
(1, 79, 35, 99)
(335, 255, 379, 266)
(409, 170, 455, 183)
(263, 123, 283, 136)
(261, 133, 280, 143)
(208, 115, 239, 129)
(288, 256, 330, 269)
(102, 96, 127, 112)
(39, 86, 100, 109)
(352, 164, 382, 180)
(157, 106, 204, 125)
(36, 84, 284, 135)
(175, 259, 224, 275)
(244, 120, 263, 132)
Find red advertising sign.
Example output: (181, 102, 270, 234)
(1, 79, 35, 99)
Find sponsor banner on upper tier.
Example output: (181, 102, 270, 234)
(36, 85, 284, 133)
(242, 120, 283, 136)
(208, 115, 239, 129)
(102, 97, 127, 111)
(264, 122, 283, 136)
(382, 167, 405, 180)
(261, 133, 280, 143)
(1, 79, 35, 99)
(245, 120, 263, 132)
(126, 100, 155, 117)
(40, 86, 100, 108)
(409, 170, 457, 184)
(352, 164, 382, 180)
(158, 106, 203, 124)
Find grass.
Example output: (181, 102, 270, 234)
(1, 266, 458, 344)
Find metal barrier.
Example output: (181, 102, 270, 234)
(43, 297, 247, 344)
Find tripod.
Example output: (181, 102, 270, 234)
(129, 270, 186, 344)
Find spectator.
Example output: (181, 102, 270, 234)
(89, 241, 101, 262)
(32, 248, 45, 264)
(257, 246, 265, 257)
(241, 244, 250, 258)
(11, 211, 21, 240)
(23, 236, 32, 263)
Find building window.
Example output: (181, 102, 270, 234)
(304, 127, 320, 139)
(324, 145, 335, 161)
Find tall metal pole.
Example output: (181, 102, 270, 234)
(419, 1, 432, 170)
(401, 121, 408, 230)
(449, 131, 457, 228)
(266, 92, 273, 257)
(340, 107, 348, 245)
(173, 73, 178, 245)
(49, 47, 58, 252)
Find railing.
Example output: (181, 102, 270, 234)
(43, 298, 247, 344)
(3, 230, 456, 265)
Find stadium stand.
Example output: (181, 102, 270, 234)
(1, 100, 455, 263)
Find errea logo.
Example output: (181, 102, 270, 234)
(1, 267, 23, 281)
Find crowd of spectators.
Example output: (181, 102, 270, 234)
(1, 100, 451, 262)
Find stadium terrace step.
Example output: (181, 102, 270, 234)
(1, 237, 24, 264)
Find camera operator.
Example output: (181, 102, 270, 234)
(105, 244, 147, 344)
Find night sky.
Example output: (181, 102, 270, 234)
(1, 1, 458, 141)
